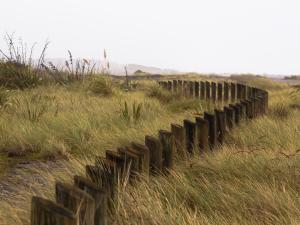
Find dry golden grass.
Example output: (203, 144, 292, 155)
(1, 76, 300, 225)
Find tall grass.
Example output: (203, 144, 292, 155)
(0, 76, 300, 225)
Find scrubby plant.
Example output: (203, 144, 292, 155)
(0, 86, 9, 107)
(270, 102, 290, 119)
(87, 76, 114, 96)
(121, 101, 143, 123)
(147, 84, 177, 103)
(0, 34, 48, 89)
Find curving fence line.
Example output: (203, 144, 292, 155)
(30, 80, 268, 225)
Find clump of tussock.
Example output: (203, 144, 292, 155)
(147, 84, 180, 103)
(86, 76, 114, 97)
(0, 34, 48, 89)
(270, 102, 290, 119)
(121, 101, 142, 124)
(0, 86, 9, 107)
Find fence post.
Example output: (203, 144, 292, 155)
(184, 120, 198, 154)
(167, 81, 172, 92)
(145, 136, 163, 174)
(217, 83, 223, 102)
(237, 84, 242, 100)
(159, 130, 175, 171)
(215, 110, 226, 144)
(189, 81, 194, 97)
(229, 104, 240, 124)
(200, 81, 206, 100)
(206, 81, 211, 99)
(178, 80, 183, 93)
(183, 81, 188, 97)
(172, 80, 178, 93)
(74, 176, 107, 225)
(204, 112, 217, 149)
(31, 197, 78, 225)
(194, 81, 200, 98)
(224, 82, 229, 102)
(237, 103, 246, 119)
(224, 106, 234, 129)
(241, 84, 247, 99)
(171, 124, 187, 158)
(195, 117, 209, 153)
(117, 147, 140, 180)
(211, 82, 217, 102)
(131, 142, 150, 177)
(231, 83, 236, 102)
(55, 182, 95, 225)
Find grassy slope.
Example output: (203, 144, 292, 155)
(1, 77, 300, 225)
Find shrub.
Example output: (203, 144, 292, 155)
(121, 101, 143, 124)
(0, 86, 9, 106)
(0, 61, 42, 89)
(147, 84, 176, 103)
(270, 103, 290, 119)
(87, 76, 114, 96)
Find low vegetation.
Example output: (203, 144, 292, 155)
(0, 37, 299, 224)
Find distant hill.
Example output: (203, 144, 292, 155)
(41, 58, 180, 76)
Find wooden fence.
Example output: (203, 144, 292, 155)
(30, 80, 268, 225)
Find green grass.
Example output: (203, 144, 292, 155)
(1, 75, 300, 225)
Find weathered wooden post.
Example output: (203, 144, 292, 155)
(131, 142, 150, 176)
(183, 81, 188, 97)
(224, 82, 229, 102)
(159, 130, 174, 171)
(145, 136, 163, 174)
(200, 81, 206, 100)
(184, 120, 198, 154)
(211, 82, 217, 102)
(55, 182, 95, 225)
(31, 197, 78, 225)
(178, 80, 183, 93)
(74, 176, 107, 225)
(231, 83, 236, 102)
(195, 117, 209, 153)
(215, 110, 226, 145)
(241, 84, 247, 99)
(217, 83, 223, 101)
(204, 112, 217, 149)
(117, 147, 140, 179)
(237, 103, 246, 119)
(237, 84, 242, 100)
(240, 100, 250, 119)
(171, 124, 186, 158)
(189, 81, 194, 97)
(173, 80, 178, 93)
(229, 104, 240, 124)
(167, 81, 172, 92)
(224, 106, 234, 129)
(206, 81, 211, 99)
(194, 81, 200, 98)
(105, 150, 125, 176)
(247, 86, 252, 99)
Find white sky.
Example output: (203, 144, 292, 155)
(1, 0, 300, 75)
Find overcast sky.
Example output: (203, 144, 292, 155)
(0, 0, 300, 75)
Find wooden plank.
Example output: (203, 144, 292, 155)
(205, 81, 211, 99)
(31, 197, 78, 225)
(194, 81, 200, 98)
(231, 83, 236, 102)
(211, 82, 217, 102)
(215, 110, 226, 144)
(204, 112, 217, 149)
(224, 82, 229, 101)
(217, 83, 223, 101)
(171, 124, 186, 158)
(200, 81, 206, 100)
(131, 142, 150, 176)
(159, 130, 175, 171)
(195, 117, 209, 153)
(184, 119, 198, 154)
(55, 182, 95, 225)
(74, 176, 107, 225)
(145, 135, 163, 174)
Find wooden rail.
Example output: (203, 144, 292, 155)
(30, 80, 268, 225)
